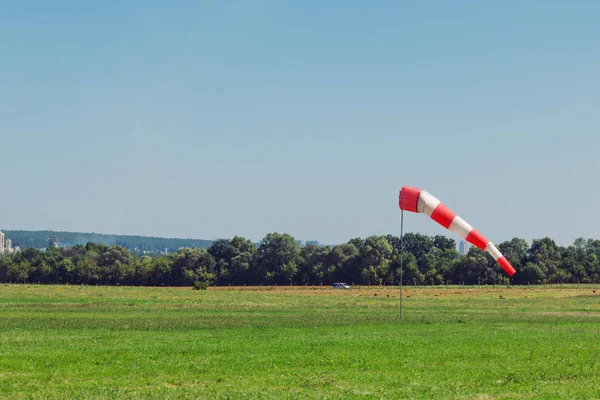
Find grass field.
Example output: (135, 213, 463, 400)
(1, 284, 599, 399)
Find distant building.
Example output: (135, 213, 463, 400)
(5, 238, 12, 254)
(458, 240, 471, 255)
(0, 231, 4, 254)
(48, 237, 59, 248)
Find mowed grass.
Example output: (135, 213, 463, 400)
(1, 284, 600, 399)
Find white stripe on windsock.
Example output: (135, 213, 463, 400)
(485, 242, 503, 261)
(417, 191, 441, 217)
(448, 216, 474, 240)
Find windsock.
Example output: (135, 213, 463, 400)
(399, 186, 516, 277)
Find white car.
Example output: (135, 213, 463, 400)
(332, 282, 350, 289)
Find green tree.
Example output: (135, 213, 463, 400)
(359, 236, 393, 285)
(227, 240, 257, 284)
(148, 256, 174, 286)
(0, 255, 14, 282)
(517, 262, 546, 284)
(560, 245, 587, 283)
(256, 233, 300, 284)
(323, 243, 360, 284)
(137, 256, 155, 285)
(57, 259, 75, 283)
(528, 238, 561, 283)
(402, 233, 434, 260)
(75, 258, 101, 284)
(296, 244, 330, 284)
(96, 246, 136, 285)
(7, 260, 33, 283)
(348, 238, 365, 253)
(17, 248, 52, 283)
(208, 239, 234, 282)
(209, 236, 257, 285)
(171, 248, 216, 286)
(392, 252, 422, 285)
(417, 252, 447, 285)
(433, 235, 456, 252)
(586, 253, 600, 283)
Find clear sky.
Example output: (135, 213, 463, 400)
(1, 1, 599, 246)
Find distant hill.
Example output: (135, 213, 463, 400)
(0, 230, 213, 254)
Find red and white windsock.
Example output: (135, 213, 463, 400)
(399, 186, 516, 277)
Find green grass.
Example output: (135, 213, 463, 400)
(1, 284, 600, 399)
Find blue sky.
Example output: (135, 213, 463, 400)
(1, 1, 599, 246)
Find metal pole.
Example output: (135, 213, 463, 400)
(400, 210, 404, 321)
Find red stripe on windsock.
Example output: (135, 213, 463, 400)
(430, 203, 456, 229)
(498, 256, 516, 276)
(466, 229, 489, 250)
(399, 186, 422, 213)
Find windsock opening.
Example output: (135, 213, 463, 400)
(399, 186, 422, 213)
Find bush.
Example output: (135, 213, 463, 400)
(193, 281, 209, 290)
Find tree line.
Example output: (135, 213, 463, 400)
(1, 233, 599, 286)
